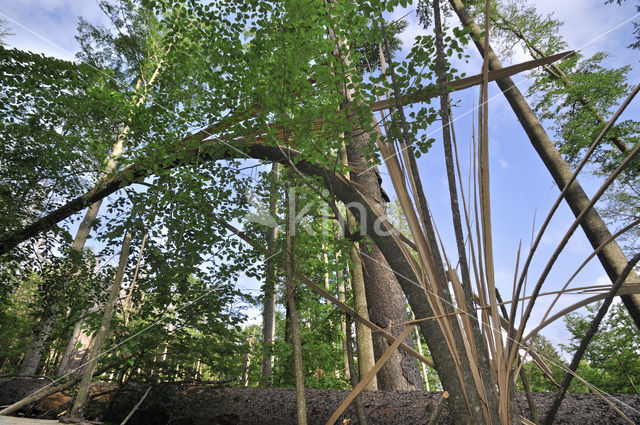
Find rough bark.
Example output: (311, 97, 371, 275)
(339, 144, 377, 391)
(448, 0, 640, 330)
(260, 162, 280, 384)
(344, 131, 421, 391)
(324, 15, 420, 390)
(68, 232, 132, 421)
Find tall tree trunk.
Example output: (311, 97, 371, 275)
(260, 162, 280, 384)
(68, 233, 132, 421)
(58, 121, 129, 376)
(339, 144, 377, 391)
(345, 315, 369, 425)
(336, 265, 350, 380)
(377, 17, 498, 420)
(429, 0, 502, 420)
(18, 314, 55, 376)
(344, 139, 420, 390)
(286, 189, 308, 425)
(326, 17, 420, 389)
(60, 56, 175, 373)
(243, 331, 256, 387)
(346, 251, 378, 391)
(448, 0, 640, 330)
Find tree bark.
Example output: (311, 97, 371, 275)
(324, 16, 420, 390)
(260, 162, 280, 384)
(285, 189, 308, 425)
(18, 314, 56, 376)
(345, 315, 369, 425)
(448, 0, 640, 331)
(344, 110, 421, 392)
(336, 264, 351, 381)
(243, 332, 256, 387)
(68, 232, 132, 421)
(339, 143, 377, 391)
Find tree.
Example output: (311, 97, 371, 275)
(4, 1, 640, 424)
(0, 18, 12, 46)
(564, 302, 640, 394)
(484, 0, 640, 256)
(518, 335, 565, 393)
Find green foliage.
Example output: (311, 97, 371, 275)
(0, 0, 556, 395)
(0, 47, 122, 241)
(486, 0, 640, 255)
(518, 335, 566, 393)
(563, 302, 640, 394)
(354, 18, 408, 73)
(0, 275, 37, 372)
(0, 249, 106, 373)
(528, 52, 638, 168)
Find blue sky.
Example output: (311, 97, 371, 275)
(1, 0, 638, 350)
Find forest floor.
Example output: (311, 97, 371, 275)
(1, 378, 639, 424)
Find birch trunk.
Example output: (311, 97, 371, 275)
(260, 162, 280, 384)
(336, 265, 350, 380)
(68, 233, 132, 421)
(286, 189, 308, 425)
(60, 50, 172, 373)
(18, 314, 55, 376)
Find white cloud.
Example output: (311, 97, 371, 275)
(498, 158, 510, 170)
(1, 0, 107, 60)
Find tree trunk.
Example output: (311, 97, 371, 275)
(336, 265, 350, 381)
(261, 162, 280, 384)
(339, 144, 377, 391)
(325, 17, 420, 390)
(1, 138, 488, 423)
(411, 311, 430, 391)
(285, 189, 308, 425)
(243, 332, 256, 387)
(58, 135, 126, 376)
(345, 315, 369, 425)
(57, 300, 102, 376)
(448, 0, 640, 330)
(343, 103, 421, 391)
(18, 314, 55, 376)
(68, 232, 132, 421)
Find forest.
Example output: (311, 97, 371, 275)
(0, 0, 639, 424)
